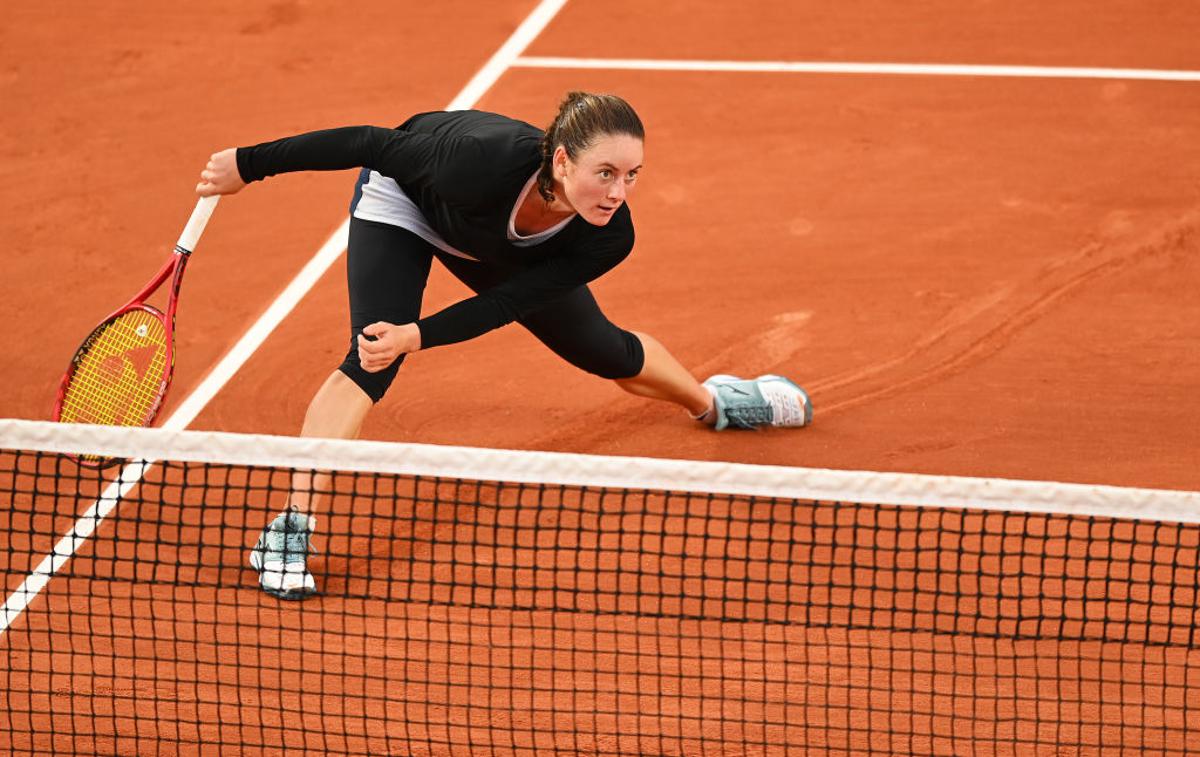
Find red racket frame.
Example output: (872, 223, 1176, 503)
(52, 250, 191, 432)
(51, 196, 218, 466)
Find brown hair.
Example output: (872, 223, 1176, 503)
(537, 91, 645, 202)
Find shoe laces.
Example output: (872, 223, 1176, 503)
(265, 513, 318, 565)
(724, 404, 774, 429)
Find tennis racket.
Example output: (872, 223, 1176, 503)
(53, 196, 219, 450)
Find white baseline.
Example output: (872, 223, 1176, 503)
(514, 56, 1200, 82)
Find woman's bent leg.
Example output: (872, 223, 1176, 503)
(614, 331, 712, 417)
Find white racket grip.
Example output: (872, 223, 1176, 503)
(177, 195, 220, 253)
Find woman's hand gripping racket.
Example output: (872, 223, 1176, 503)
(53, 196, 220, 450)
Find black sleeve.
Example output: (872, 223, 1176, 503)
(235, 126, 485, 201)
(237, 126, 390, 181)
(415, 220, 635, 349)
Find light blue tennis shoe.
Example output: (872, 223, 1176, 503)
(702, 374, 813, 431)
(248, 510, 318, 600)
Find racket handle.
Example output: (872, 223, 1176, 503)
(176, 195, 220, 254)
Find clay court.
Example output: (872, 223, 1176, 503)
(1, 1, 1198, 754)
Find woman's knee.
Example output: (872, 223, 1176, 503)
(562, 326, 645, 379)
(336, 353, 407, 403)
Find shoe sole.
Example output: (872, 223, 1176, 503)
(265, 586, 316, 601)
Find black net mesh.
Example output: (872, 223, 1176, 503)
(1, 438, 1197, 755)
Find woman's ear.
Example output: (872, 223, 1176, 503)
(552, 145, 569, 181)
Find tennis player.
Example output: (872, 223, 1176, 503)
(196, 92, 812, 599)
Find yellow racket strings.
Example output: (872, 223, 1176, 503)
(60, 310, 169, 427)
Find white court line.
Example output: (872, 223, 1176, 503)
(0, 0, 570, 637)
(514, 56, 1200, 82)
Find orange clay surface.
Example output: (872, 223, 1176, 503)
(2, 1, 1198, 490)
(1, 2, 1199, 755)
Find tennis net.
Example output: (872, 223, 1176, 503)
(1, 419, 1197, 756)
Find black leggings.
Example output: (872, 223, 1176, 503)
(339, 217, 646, 402)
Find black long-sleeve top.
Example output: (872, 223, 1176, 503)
(235, 110, 635, 349)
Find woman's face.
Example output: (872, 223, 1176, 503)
(554, 133, 643, 226)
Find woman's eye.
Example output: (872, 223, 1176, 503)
(599, 169, 613, 179)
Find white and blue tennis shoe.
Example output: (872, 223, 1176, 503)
(703, 374, 813, 431)
(248, 510, 318, 600)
